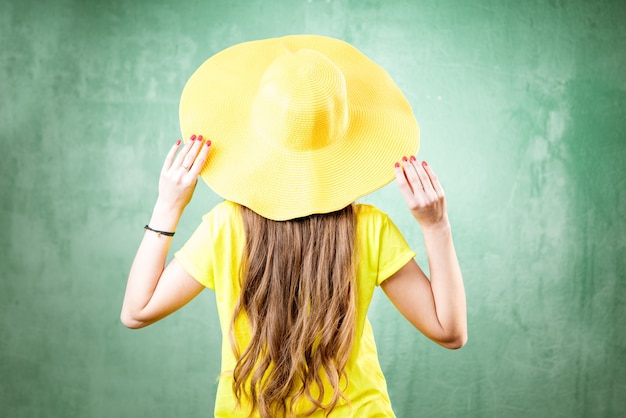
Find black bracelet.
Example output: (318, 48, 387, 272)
(144, 224, 175, 237)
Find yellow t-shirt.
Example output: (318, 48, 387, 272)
(175, 201, 416, 417)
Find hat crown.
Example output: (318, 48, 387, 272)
(251, 49, 349, 151)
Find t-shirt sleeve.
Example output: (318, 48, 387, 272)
(374, 210, 416, 286)
(175, 213, 216, 289)
(174, 201, 240, 290)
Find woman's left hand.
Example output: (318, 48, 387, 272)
(157, 134, 211, 212)
(394, 156, 448, 229)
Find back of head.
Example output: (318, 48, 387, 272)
(231, 204, 357, 417)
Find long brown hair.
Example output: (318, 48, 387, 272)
(229, 204, 357, 417)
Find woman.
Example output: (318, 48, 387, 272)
(121, 35, 466, 417)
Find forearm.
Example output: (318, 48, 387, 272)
(422, 218, 467, 344)
(121, 200, 183, 322)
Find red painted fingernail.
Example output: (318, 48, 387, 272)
(176, 139, 181, 146)
(410, 155, 416, 162)
(206, 140, 211, 147)
(402, 156, 408, 162)
(395, 162, 400, 168)
(197, 135, 203, 141)
(422, 161, 428, 166)
(190, 134, 196, 140)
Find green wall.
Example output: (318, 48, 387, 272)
(1, 0, 625, 417)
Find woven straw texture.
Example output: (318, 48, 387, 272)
(180, 35, 419, 220)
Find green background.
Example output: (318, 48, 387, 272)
(2, 0, 625, 417)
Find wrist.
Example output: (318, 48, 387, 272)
(154, 197, 186, 214)
(149, 199, 185, 232)
(420, 216, 451, 236)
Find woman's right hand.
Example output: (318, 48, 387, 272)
(394, 157, 448, 229)
(157, 135, 211, 212)
(122, 135, 210, 329)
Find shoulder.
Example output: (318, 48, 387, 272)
(354, 203, 409, 246)
(201, 200, 242, 224)
(203, 200, 239, 217)
(354, 203, 392, 226)
(354, 203, 386, 217)
(354, 203, 396, 244)
(194, 200, 245, 242)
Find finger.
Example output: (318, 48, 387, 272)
(422, 161, 445, 197)
(162, 139, 182, 173)
(402, 156, 422, 192)
(180, 135, 204, 171)
(188, 139, 211, 177)
(412, 158, 437, 199)
(173, 134, 197, 169)
(395, 161, 421, 207)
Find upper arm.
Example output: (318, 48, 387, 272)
(381, 259, 459, 348)
(121, 259, 205, 329)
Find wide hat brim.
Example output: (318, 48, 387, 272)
(180, 35, 419, 221)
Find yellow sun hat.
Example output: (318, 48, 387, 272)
(179, 34, 419, 221)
